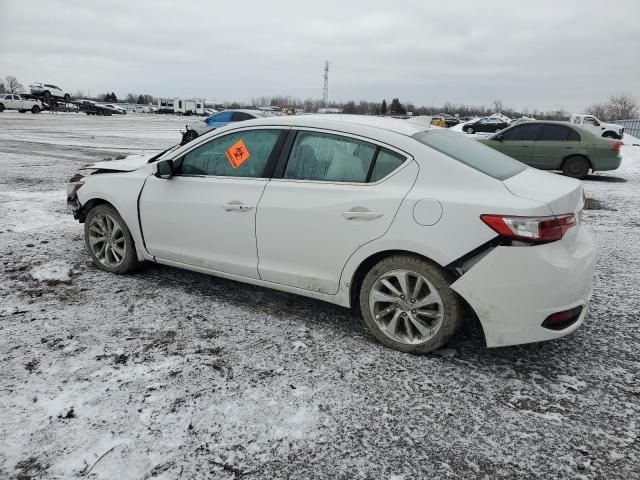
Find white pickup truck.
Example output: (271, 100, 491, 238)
(570, 114, 624, 139)
(0, 94, 43, 113)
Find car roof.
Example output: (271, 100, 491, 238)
(225, 114, 428, 137)
(504, 120, 598, 137)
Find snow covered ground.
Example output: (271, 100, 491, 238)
(0, 112, 638, 479)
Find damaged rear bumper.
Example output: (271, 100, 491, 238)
(451, 225, 595, 348)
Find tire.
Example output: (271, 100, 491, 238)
(64, 94, 70, 103)
(0, 104, 4, 112)
(31, 105, 40, 114)
(182, 130, 199, 144)
(562, 155, 590, 179)
(84, 204, 139, 274)
(602, 131, 618, 139)
(359, 255, 463, 354)
(466, 127, 474, 134)
(43, 90, 51, 100)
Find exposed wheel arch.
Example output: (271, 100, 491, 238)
(79, 198, 116, 222)
(349, 249, 450, 315)
(602, 131, 618, 139)
(349, 249, 484, 345)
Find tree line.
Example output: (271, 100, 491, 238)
(1, 74, 638, 120)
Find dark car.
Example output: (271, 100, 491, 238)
(435, 113, 460, 127)
(462, 117, 509, 134)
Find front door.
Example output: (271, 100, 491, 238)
(256, 130, 418, 294)
(488, 123, 543, 163)
(139, 128, 286, 278)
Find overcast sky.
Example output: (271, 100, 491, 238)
(1, 0, 638, 111)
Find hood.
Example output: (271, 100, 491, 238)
(84, 153, 156, 172)
(503, 167, 583, 215)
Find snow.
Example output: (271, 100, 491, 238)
(1, 113, 639, 479)
(31, 260, 73, 283)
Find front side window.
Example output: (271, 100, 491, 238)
(502, 123, 542, 141)
(284, 131, 377, 183)
(414, 129, 526, 180)
(178, 129, 282, 178)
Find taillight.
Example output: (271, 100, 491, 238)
(480, 213, 577, 243)
(612, 142, 622, 152)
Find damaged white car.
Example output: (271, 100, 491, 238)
(67, 115, 594, 354)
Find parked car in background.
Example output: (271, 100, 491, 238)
(67, 115, 594, 355)
(104, 104, 127, 114)
(478, 121, 622, 179)
(462, 117, 509, 134)
(435, 113, 461, 127)
(29, 82, 71, 103)
(181, 109, 274, 144)
(0, 94, 43, 113)
(570, 114, 624, 139)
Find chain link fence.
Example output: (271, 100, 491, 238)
(616, 119, 640, 139)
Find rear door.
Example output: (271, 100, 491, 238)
(530, 124, 581, 169)
(256, 129, 418, 294)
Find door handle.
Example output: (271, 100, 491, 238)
(223, 202, 253, 212)
(341, 209, 383, 221)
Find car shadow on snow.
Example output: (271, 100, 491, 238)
(130, 262, 582, 370)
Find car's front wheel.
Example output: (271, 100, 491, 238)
(466, 127, 474, 134)
(31, 105, 40, 114)
(84, 204, 138, 274)
(359, 255, 463, 354)
(182, 129, 199, 144)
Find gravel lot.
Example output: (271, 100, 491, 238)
(0, 113, 638, 479)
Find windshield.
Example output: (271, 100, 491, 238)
(147, 143, 182, 163)
(412, 130, 526, 180)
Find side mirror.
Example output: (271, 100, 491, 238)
(155, 159, 174, 179)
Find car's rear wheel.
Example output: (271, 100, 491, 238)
(562, 155, 590, 179)
(84, 204, 138, 274)
(466, 127, 474, 134)
(359, 255, 463, 354)
(0, 104, 4, 112)
(43, 90, 51, 100)
(31, 105, 40, 114)
(182, 129, 199, 144)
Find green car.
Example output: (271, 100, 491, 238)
(477, 121, 622, 179)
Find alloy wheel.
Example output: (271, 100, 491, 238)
(368, 269, 445, 345)
(87, 213, 127, 267)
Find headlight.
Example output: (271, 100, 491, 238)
(67, 173, 85, 199)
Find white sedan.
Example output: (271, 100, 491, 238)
(67, 115, 594, 354)
(29, 82, 71, 102)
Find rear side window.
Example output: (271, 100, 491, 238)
(413, 130, 526, 180)
(370, 149, 405, 182)
(178, 129, 282, 178)
(284, 131, 377, 183)
(539, 124, 580, 141)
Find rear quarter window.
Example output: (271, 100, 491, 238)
(413, 129, 526, 180)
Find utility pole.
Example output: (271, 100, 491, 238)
(322, 61, 329, 108)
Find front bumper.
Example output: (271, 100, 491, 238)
(451, 225, 595, 348)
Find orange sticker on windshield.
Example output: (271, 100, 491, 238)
(225, 139, 250, 168)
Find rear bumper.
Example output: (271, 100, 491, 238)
(451, 225, 595, 347)
(593, 153, 622, 172)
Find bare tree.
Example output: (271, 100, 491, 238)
(586, 101, 609, 120)
(607, 94, 638, 120)
(5, 75, 23, 94)
(492, 99, 504, 113)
